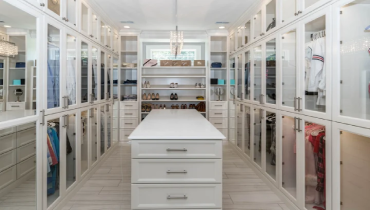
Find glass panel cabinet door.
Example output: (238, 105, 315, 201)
(100, 21, 106, 45)
(237, 54, 243, 99)
(282, 0, 297, 23)
(81, 42, 89, 104)
(66, 34, 77, 106)
(101, 51, 106, 100)
(47, 0, 61, 16)
(107, 104, 112, 149)
(305, 0, 320, 10)
(81, 110, 89, 175)
(237, 28, 242, 48)
(91, 13, 98, 40)
(66, 0, 77, 26)
(107, 55, 112, 99)
(106, 28, 111, 48)
(230, 34, 235, 52)
(282, 29, 297, 108)
(91, 107, 98, 165)
(229, 57, 236, 100)
(91, 47, 98, 102)
(236, 104, 243, 149)
(80, 2, 88, 34)
(253, 45, 262, 102)
(113, 57, 119, 100)
(66, 114, 76, 189)
(265, 111, 276, 180)
(253, 108, 262, 167)
(244, 105, 251, 157)
(282, 115, 297, 198)
(47, 24, 61, 109)
(266, 39, 276, 104)
(340, 0, 370, 122)
(254, 10, 262, 39)
(244, 21, 251, 45)
(100, 105, 105, 156)
(245, 51, 251, 100)
(266, 0, 276, 33)
(304, 15, 327, 113)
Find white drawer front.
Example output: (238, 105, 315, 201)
(120, 109, 138, 118)
(229, 117, 235, 129)
(0, 134, 16, 154)
(120, 129, 134, 141)
(132, 140, 222, 159)
(0, 166, 16, 189)
(7, 102, 25, 110)
(229, 109, 235, 118)
(120, 102, 138, 110)
(229, 101, 235, 110)
(0, 127, 15, 137)
(120, 118, 138, 129)
(132, 159, 222, 184)
(209, 118, 228, 129)
(17, 155, 36, 179)
(17, 142, 36, 163)
(0, 150, 16, 173)
(209, 101, 228, 110)
(132, 184, 222, 209)
(16, 128, 36, 147)
(209, 110, 228, 118)
(17, 122, 36, 131)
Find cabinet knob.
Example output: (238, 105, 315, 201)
(294, 13, 298, 16)
(298, 11, 302, 14)
(40, 3, 45, 6)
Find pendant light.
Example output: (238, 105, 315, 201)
(0, 40, 18, 57)
(170, 0, 183, 58)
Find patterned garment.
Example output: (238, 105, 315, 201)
(316, 135, 325, 193)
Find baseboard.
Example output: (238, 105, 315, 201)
(54, 143, 119, 210)
(228, 141, 299, 210)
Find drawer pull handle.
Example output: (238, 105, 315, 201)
(167, 195, 188, 200)
(215, 105, 222, 106)
(166, 148, 187, 152)
(215, 123, 222, 124)
(215, 113, 222, 114)
(11, 105, 20, 107)
(167, 170, 187, 174)
(125, 113, 133, 115)
(125, 105, 133, 107)
(125, 123, 133, 125)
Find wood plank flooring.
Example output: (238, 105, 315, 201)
(62, 141, 290, 210)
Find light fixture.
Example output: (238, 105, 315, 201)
(0, 40, 18, 57)
(170, 0, 184, 58)
(219, 26, 225, 29)
(124, 25, 130, 29)
(4, 25, 11, 28)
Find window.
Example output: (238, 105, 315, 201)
(150, 49, 196, 61)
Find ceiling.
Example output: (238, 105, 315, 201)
(91, 0, 256, 31)
(0, 1, 36, 30)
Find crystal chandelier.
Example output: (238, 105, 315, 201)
(0, 40, 18, 57)
(170, 26, 183, 58)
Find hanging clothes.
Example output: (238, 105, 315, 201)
(47, 43, 60, 109)
(66, 59, 77, 105)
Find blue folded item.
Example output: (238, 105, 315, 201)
(218, 79, 225, 85)
(16, 62, 26, 68)
(13, 80, 21, 85)
(0, 63, 3, 68)
(230, 79, 235, 85)
(211, 62, 222, 68)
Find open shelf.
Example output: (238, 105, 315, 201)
(142, 96, 206, 102)
(142, 66, 206, 69)
(142, 74, 206, 78)
(142, 85, 206, 90)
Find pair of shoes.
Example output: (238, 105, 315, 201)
(143, 81, 151, 88)
(151, 104, 167, 109)
(170, 93, 178, 100)
(195, 83, 205, 88)
(195, 102, 206, 112)
(142, 93, 160, 100)
(141, 103, 152, 112)
(171, 104, 180, 109)
(180, 104, 188, 109)
(170, 83, 179, 88)
(189, 104, 196, 109)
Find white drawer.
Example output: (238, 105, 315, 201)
(209, 101, 228, 110)
(0, 150, 16, 173)
(120, 129, 134, 141)
(17, 122, 36, 131)
(17, 142, 36, 163)
(113, 117, 119, 129)
(0, 127, 16, 137)
(0, 133, 16, 154)
(229, 101, 235, 110)
(16, 128, 36, 147)
(209, 110, 228, 118)
(132, 159, 222, 184)
(7, 102, 25, 110)
(17, 155, 36, 179)
(209, 118, 228, 129)
(132, 140, 222, 159)
(120, 118, 138, 129)
(120, 109, 138, 118)
(132, 184, 222, 209)
(229, 117, 235, 129)
(218, 129, 228, 138)
(120, 102, 138, 110)
(229, 129, 235, 141)
(0, 166, 16, 189)
(230, 109, 235, 118)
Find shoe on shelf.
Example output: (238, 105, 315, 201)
(201, 83, 205, 88)
(142, 104, 146, 112)
(175, 104, 179, 109)
(147, 81, 151, 88)
(195, 83, 198, 88)
(151, 93, 156, 100)
(171, 104, 175, 109)
(170, 83, 174, 88)
(151, 104, 155, 110)
(146, 104, 151, 112)
(197, 83, 201, 88)
(159, 104, 163, 109)
(147, 93, 152, 100)
(142, 93, 147, 100)
(163, 105, 166, 109)
(175, 83, 178, 88)
(143, 81, 146, 88)
(174, 93, 178, 100)
(184, 104, 187, 109)
(155, 104, 159, 109)
(155, 93, 160, 100)
(170, 93, 174, 100)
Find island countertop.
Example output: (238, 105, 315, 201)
(128, 109, 226, 140)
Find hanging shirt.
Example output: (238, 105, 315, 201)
(305, 43, 313, 91)
(307, 37, 326, 93)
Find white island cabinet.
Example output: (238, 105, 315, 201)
(129, 110, 225, 210)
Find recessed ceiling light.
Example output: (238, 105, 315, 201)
(121, 21, 134, 24)
(4, 25, 11, 28)
(124, 26, 130, 29)
(219, 26, 225, 29)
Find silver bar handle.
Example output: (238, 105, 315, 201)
(63, 115, 68, 128)
(167, 195, 188, 200)
(294, 117, 298, 131)
(297, 118, 302, 132)
(167, 170, 187, 174)
(166, 148, 187, 152)
(297, 97, 302, 112)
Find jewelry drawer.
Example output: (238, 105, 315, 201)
(131, 184, 222, 209)
(17, 122, 36, 132)
(7, 102, 25, 111)
(120, 129, 134, 141)
(209, 118, 228, 129)
(209, 101, 228, 110)
(120, 118, 138, 129)
(0, 127, 16, 137)
(209, 109, 228, 118)
(0, 166, 16, 189)
(0, 133, 16, 154)
(0, 150, 16, 173)
(16, 128, 36, 147)
(120, 109, 138, 118)
(120, 102, 138, 110)
(17, 155, 36, 179)
(132, 159, 222, 184)
(17, 142, 36, 163)
(131, 140, 222, 159)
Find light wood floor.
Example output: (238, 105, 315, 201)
(62, 141, 291, 210)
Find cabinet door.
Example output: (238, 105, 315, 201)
(245, 50, 251, 100)
(100, 51, 106, 100)
(244, 20, 251, 46)
(100, 21, 106, 45)
(66, 113, 76, 190)
(265, 0, 277, 34)
(90, 12, 98, 41)
(237, 28, 243, 49)
(281, 0, 298, 24)
(229, 33, 235, 53)
(80, 2, 89, 36)
(264, 109, 277, 182)
(253, 108, 263, 168)
(253, 45, 262, 103)
(45, 0, 63, 20)
(106, 27, 112, 49)
(253, 10, 263, 40)
(113, 57, 119, 100)
(333, 0, 370, 129)
(236, 53, 243, 100)
(91, 107, 98, 165)
(100, 105, 106, 156)
(65, 0, 77, 28)
(106, 54, 112, 100)
(236, 104, 243, 149)
(244, 105, 251, 157)
(65, 32, 77, 107)
(24, 0, 45, 9)
(229, 57, 236, 101)
(106, 104, 112, 149)
(80, 40, 89, 105)
(80, 110, 89, 175)
(265, 38, 277, 105)
(91, 46, 99, 102)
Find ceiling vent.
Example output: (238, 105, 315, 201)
(215, 22, 229, 24)
(120, 21, 134, 24)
